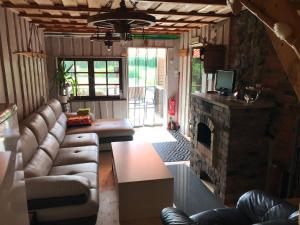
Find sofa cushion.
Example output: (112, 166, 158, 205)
(54, 146, 98, 166)
(58, 113, 68, 130)
(17, 127, 39, 166)
(40, 134, 60, 160)
(75, 172, 98, 189)
(49, 162, 98, 176)
(61, 133, 99, 148)
(23, 113, 49, 145)
(47, 99, 63, 119)
(49, 122, 66, 144)
(24, 149, 53, 178)
(66, 118, 135, 138)
(37, 105, 57, 129)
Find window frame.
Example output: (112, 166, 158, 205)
(57, 57, 123, 100)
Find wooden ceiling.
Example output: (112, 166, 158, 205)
(0, 0, 232, 35)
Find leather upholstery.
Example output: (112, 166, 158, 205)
(18, 99, 100, 225)
(62, 133, 99, 148)
(40, 134, 60, 160)
(47, 98, 63, 119)
(54, 146, 99, 166)
(66, 118, 135, 138)
(17, 127, 39, 165)
(237, 190, 298, 223)
(34, 188, 99, 222)
(37, 105, 57, 129)
(26, 175, 90, 200)
(24, 149, 53, 178)
(49, 162, 98, 176)
(49, 122, 66, 143)
(23, 113, 49, 144)
(160, 190, 299, 225)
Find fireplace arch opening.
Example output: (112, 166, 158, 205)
(197, 122, 212, 149)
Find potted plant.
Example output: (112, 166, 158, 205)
(53, 62, 77, 103)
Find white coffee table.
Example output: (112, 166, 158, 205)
(112, 141, 174, 224)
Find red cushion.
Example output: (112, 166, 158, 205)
(67, 116, 92, 127)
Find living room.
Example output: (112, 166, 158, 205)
(0, 0, 299, 225)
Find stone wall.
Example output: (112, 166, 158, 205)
(227, 10, 300, 197)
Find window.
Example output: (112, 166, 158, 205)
(191, 48, 203, 93)
(59, 58, 123, 100)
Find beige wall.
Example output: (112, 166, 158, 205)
(0, 7, 48, 120)
(45, 36, 180, 120)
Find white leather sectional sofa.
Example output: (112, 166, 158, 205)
(17, 99, 133, 225)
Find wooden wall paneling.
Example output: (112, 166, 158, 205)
(6, 10, 24, 119)
(63, 37, 73, 56)
(83, 38, 91, 56)
(0, 53, 6, 104)
(31, 23, 41, 107)
(20, 19, 33, 113)
(39, 29, 47, 101)
(92, 40, 101, 56)
(73, 37, 82, 56)
(25, 21, 38, 110)
(113, 41, 121, 57)
(99, 101, 108, 119)
(0, 8, 15, 104)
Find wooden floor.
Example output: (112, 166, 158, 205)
(97, 151, 163, 225)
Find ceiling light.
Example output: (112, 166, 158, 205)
(88, 0, 156, 41)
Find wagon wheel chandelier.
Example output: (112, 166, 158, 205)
(88, 0, 156, 47)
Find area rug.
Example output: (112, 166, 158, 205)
(152, 130, 192, 162)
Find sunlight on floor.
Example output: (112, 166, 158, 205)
(133, 126, 176, 143)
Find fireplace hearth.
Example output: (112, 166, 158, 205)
(190, 93, 273, 204)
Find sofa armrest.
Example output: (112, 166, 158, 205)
(253, 219, 298, 225)
(160, 207, 195, 225)
(26, 175, 90, 199)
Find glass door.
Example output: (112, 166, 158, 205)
(128, 48, 167, 127)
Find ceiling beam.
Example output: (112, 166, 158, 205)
(38, 24, 190, 32)
(43, 28, 183, 34)
(2, 2, 231, 18)
(29, 19, 211, 28)
(136, 0, 227, 5)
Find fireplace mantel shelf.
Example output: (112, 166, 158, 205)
(192, 93, 274, 110)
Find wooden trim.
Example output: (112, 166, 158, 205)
(57, 57, 124, 100)
(1, 4, 233, 18)
(137, 0, 227, 5)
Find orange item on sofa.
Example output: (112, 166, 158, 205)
(67, 115, 92, 127)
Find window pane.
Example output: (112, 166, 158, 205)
(77, 85, 89, 96)
(95, 73, 107, 84)
(76, 61, 88, 72)
(107, 61, 119, 72)
(77, 73, 89, 84)
(108, 85, 119, 96)
(108, 73, 120, 84)
(63, 61, 74, 72)
(95, 85, 107, 96)
(94, 61, 106, 72)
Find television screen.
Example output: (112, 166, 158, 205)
(215, 70, 235, 94)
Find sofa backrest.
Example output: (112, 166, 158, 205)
(18, 99, 67, 178)
(236, 190, 298, 223)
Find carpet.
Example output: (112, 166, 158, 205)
(152, 130, 192, 162)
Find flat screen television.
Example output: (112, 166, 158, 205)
(215, 70, 235, 94)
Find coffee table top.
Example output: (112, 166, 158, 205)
(112, 141, 173, 184)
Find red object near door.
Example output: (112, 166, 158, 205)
(168, 97, 176, 116)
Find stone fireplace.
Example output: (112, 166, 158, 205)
(190, 93, 273, 204)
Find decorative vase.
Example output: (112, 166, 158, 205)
(58, 95, 68, 103)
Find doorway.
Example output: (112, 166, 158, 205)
(128, 48, 167, 127)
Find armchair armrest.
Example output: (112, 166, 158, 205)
(26, 175, 91, 210)
(160, 207, 195, 225)
(253, 219, 298, 225)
